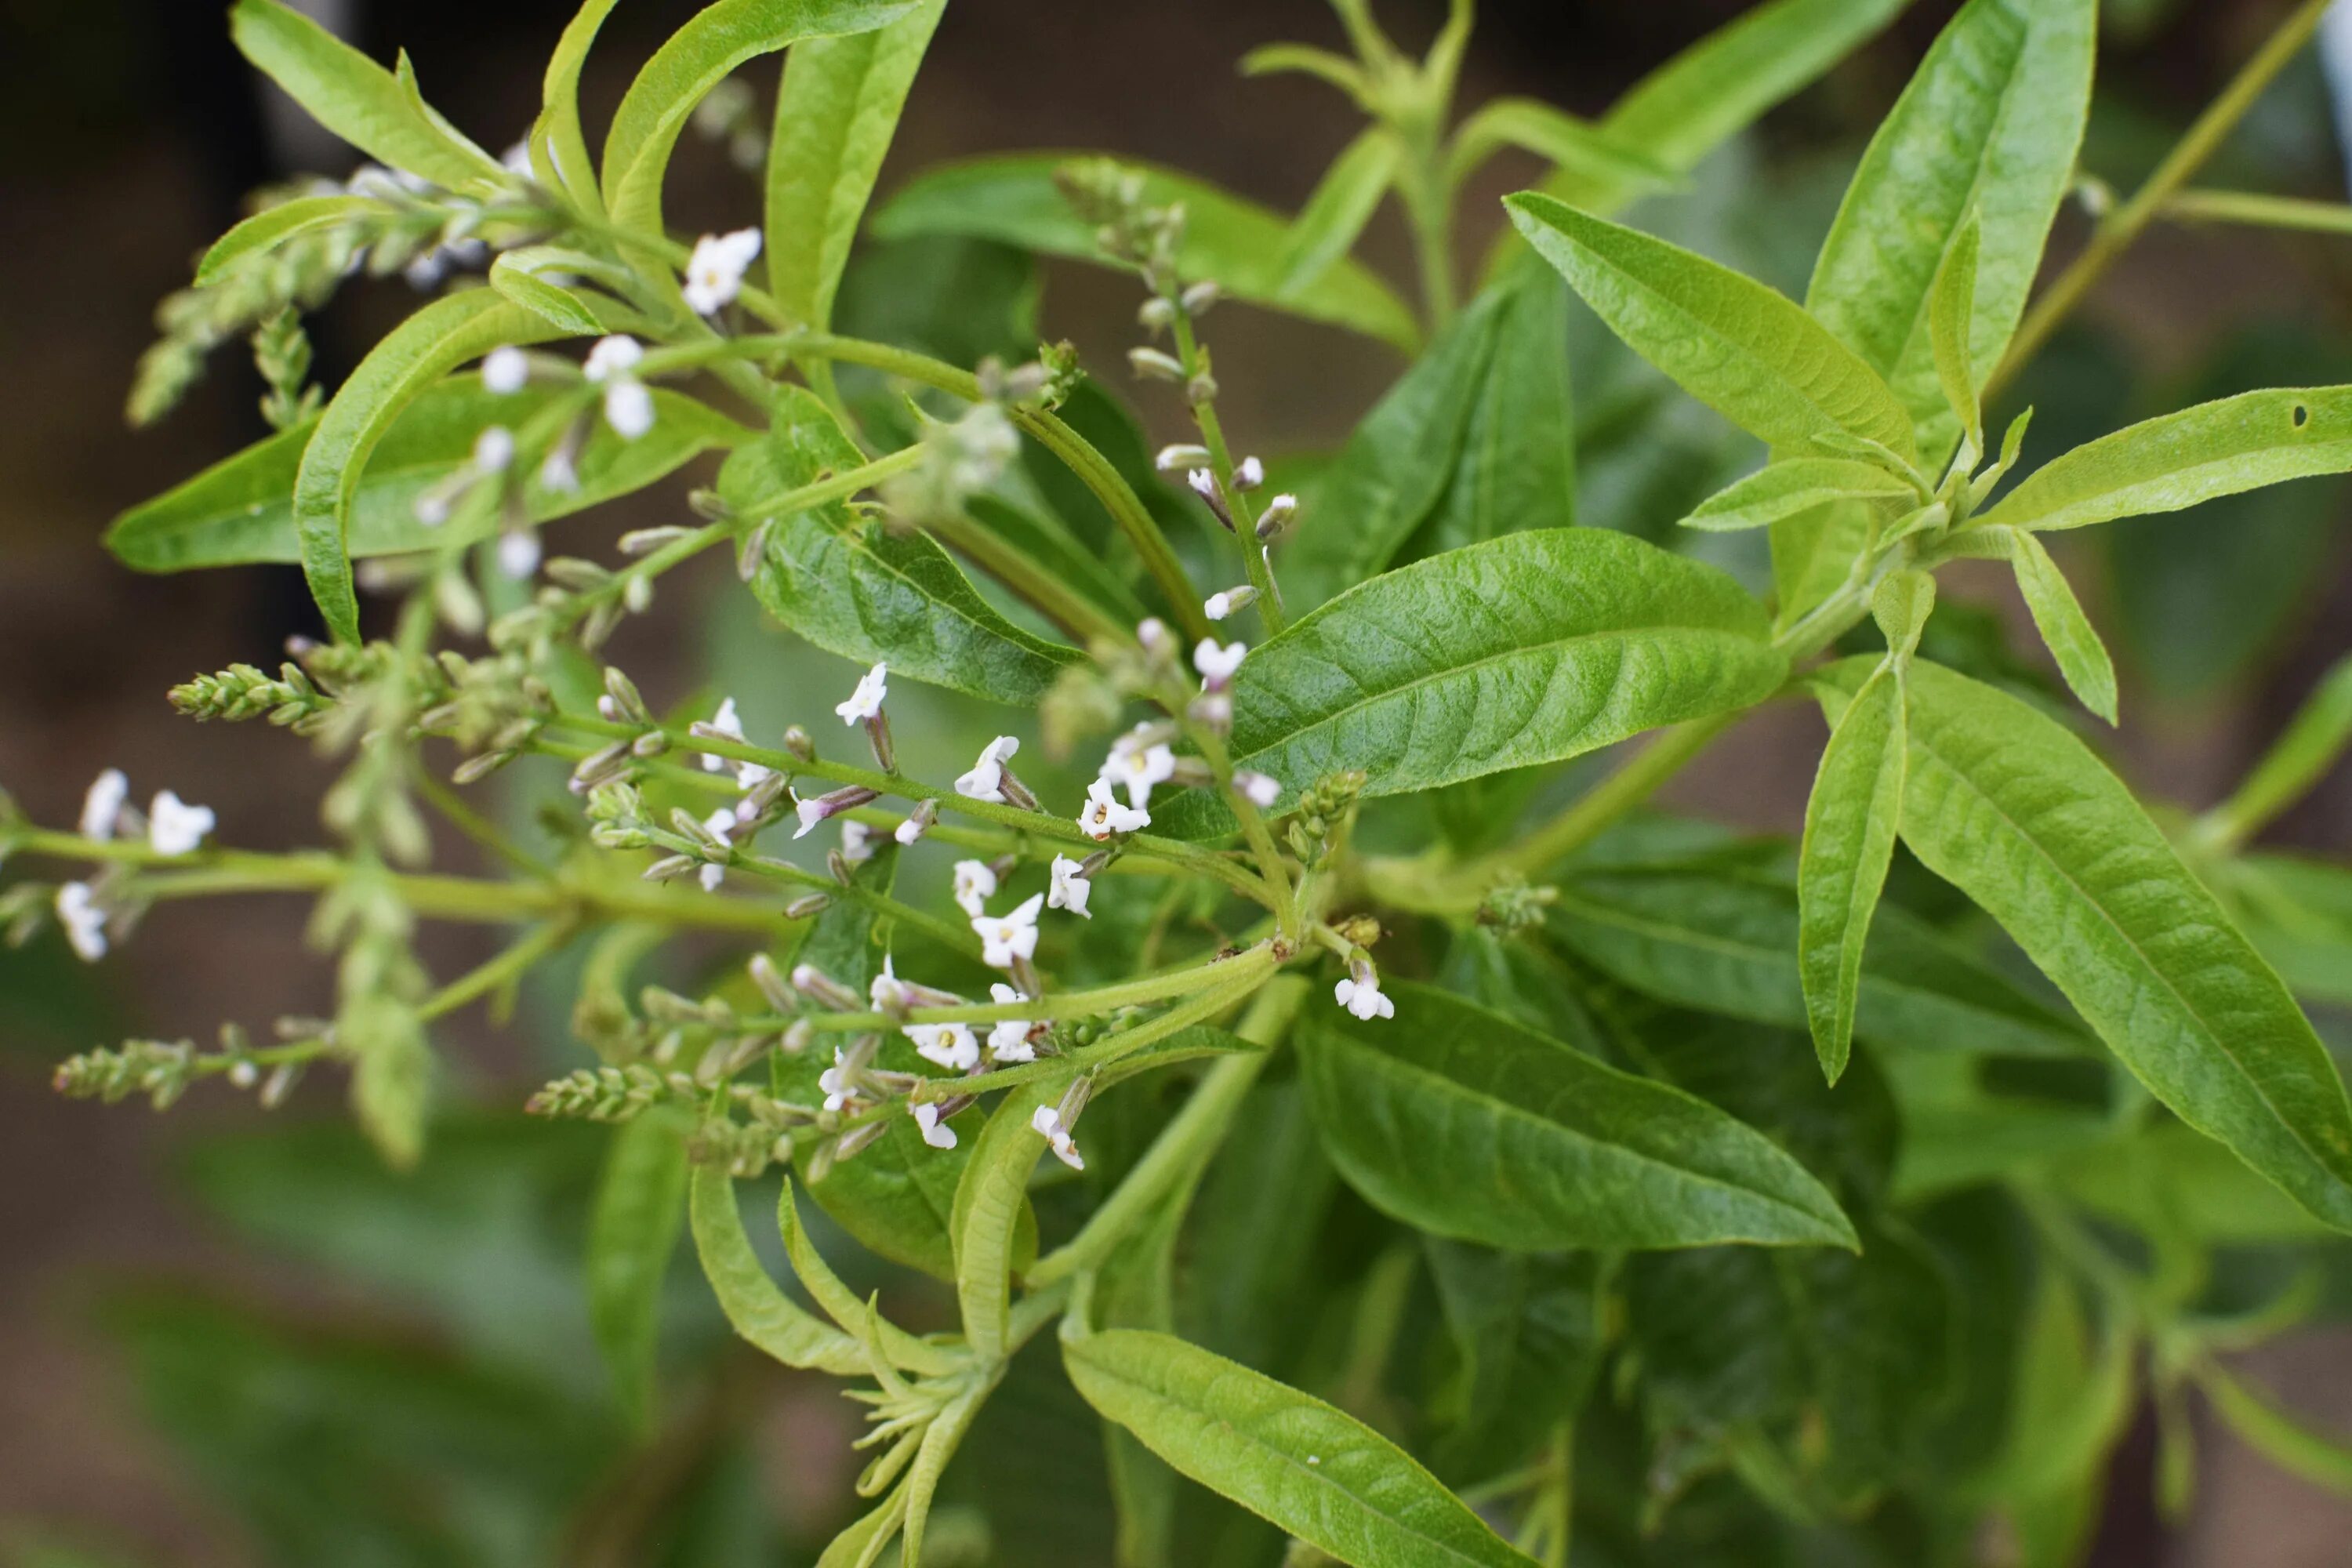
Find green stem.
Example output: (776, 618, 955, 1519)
(418, 919, 578, 1022)
(777, 944, 1277, 1034)
(921, 509, 1131, 647)
(1988, 0, 2332, 400)
(2163, 187, 2352, 237)
(1166, 312, 1288, 635)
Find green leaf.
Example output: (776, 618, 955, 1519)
(1804, 0, 2094, 464)
(1818, 657, 2352, 1230)
(1062, 1327, 1535, 1568)
(1544, 868, 2093, 1058)
(1218, 529, 1786, 813)
(964, 495, 1149, 626)
(1298, 981, 1857, 1250)
(1798, 663, 1907, 1083)
(776, 1179, 962, 1374)
(730, 387, 1081, 703)
(2211, 652, 2352, 844)
(871, 154, 1423, 353)
(1974, 386, 2352, 532)
(487, 253, 607, 336)
(1446, 99, 1679, 196)
(686, 1162, 867, 1375)
(111, 382, 750, 573)
(949, 1080, 1055, 1363)
(586, 1108, 690, 1430)
(197, 195, 379, 286)
(766, 0, 946, 332)
(1276, 128, 1400, 297)
(600, 0, 918, 235)
(292, 292, 554, 641)
(230, 0, 507, 195)
(2200, 1365, 2352, 1497)
(1930, 216, 1985, 461)
(1423, 1243, 1606, 1485)
(1507, 194, 1917, 463)
(2000, 526, 2119, 723)
(1410, 271, 1578, 559)
(541, 0, 624, 212)
(1682, 457, 1915, 532)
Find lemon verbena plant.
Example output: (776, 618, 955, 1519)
(20, 0, 2352, 1562)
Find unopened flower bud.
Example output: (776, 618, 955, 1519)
(1180, 279, 1221, 315)
(1155, 444, 1210, 473)
(1127, 347, 1185, 381)
(1138, 296, 1176, 332)
(786, 892, 833, 920)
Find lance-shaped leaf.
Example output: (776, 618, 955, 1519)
(1683, 457, 1915, 532)
(2000, 526, 2120, 723)
(1508, 194, 1917, 463)
(1220, 528, 1786, 811)
(871, 154, 1422, 352)
(778, 1180, 962, 1374)
(1805, 0, 2094, 464)
(540, 0, 622, 210)
(1298, 982, 1857, 1250)
(587, 1109, 690, 1430)
(197, 195, 379, 286)
(1447, 99, 1679, 196)
(1424, 1243, 1606, 1485)
(1976, 386, 2352, 533)
(230, 0, 507, 196)
(1276, 128, 1400, 297)
(1931, 217, 1986, 461)
(487, 253, 606, 337)
(601, 0, 917, 235)
(1818, 657, 2352, 1231)
(767, 0, 946, 331)
(293, 292, 559, 641)
(1410, 270, 1578, 559)
(2201, 1364, 2352, 1497)
(687, 1162, 867, 1375)
(949, 1080, 1056, 1363)
(2209, 652, 2352, 844)
(111, 382, 750, 573)
(1063, 1327, 1535, 1568)
(1544, 869, 2092, 1059)
(1798, 664, 1907, 1083)
(730, 388, 1080, 704)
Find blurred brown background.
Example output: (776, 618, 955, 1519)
(1, 0, 2349, 1563)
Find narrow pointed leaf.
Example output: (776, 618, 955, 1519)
(1508, 194, 1916, 462)
(1798, 665, 1907, 1083)
(230, 0, 507, 195)
(949, 1080, 1055, 1363)
(1976, 387, 2352, 532)
(1685, 457, 1915, 532)
(601, 0, 917, 235)
(542, 0, 623, 211)
(1805, 0, 2094, 463)
(1819, 657, 2352, 1230)
(1446, 98, 1678, 196)
(2001, 526, 2119, 722)
(487, 253, 607, 336)
(1931, 216, 1985, 461)
(1063, 1327, 1536, 1567)
(2201, 1365, 2352, 1496)
(1411, 270, 1577, 557)
(872, 154, 1423, 352)
(767, 0, 946, 331)
(1298, 982, 1857, 1250)
(587, 1109, 690, 1429)
(778, 1180, 962, 1374)
(1275, 128, 1401, 296)
(197, 196, 378, 286)
(687, 1163, 868, 1374)
(2210, 653, 2352, 843)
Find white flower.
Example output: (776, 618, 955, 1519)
(1334, 975, 1395, 1022)
(1154, 443, 1209, 472)
(840, 820, 876, 865)
(1077, 779, 1150, 840)
(473, 426, 514, 474)
(1100, 741, 1176, 810)
(583, 335, 644, 382)
(55, 882, 107, 962)
(702, 698, 746, 771)
(793, 793, 829, 839)
(497, 530, 542, 581)
(500, 140, 535, 179)
(1234, 455, 1263, 488)
(910, 1101, 958, 1150)
(604, 379, 655, 440)
(819, 1047, 856, 1112)
(682, 227, 762, 315)
(481, 345, 529, 394)
(972, 892, 1044, 969)
(1047, 854, 1092, 919)
(80, 768, 129, 841)
(952, 859, 999, 917)
(835, 662, 888, 725)
(698, 807, 735, 891)
(894, 811, 927, 847)
(1204, 586, 1257, 621)
(986, 983, 1036, 1062)
(906, 1022, 981, 1072)
(539, 449, 579, 494)
(1235, 771, 1281, 809)
(1259, 492, 1299, 532)
(147, 791, 216, 856)
(955, 735, 1020, 802)
(1031, 1105, 1084, 1171)
(1186, 467, 1218, 502)
(870, 955, 912, 1014)
(1193, 639, 1247, 686)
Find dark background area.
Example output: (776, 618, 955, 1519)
(1, 1, 2348, 1563)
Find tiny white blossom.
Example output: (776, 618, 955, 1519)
(894, 812, 927, 847)
(835, 662, 888, 725)
(1077, 778, 1150, 840)
(793, 793, 829, 839)
(870, 955, 912, 1014)
(910, 1101, 958, 1150)
(481, 345, 529, 394)
(500, 140, 535, 179)
(819, 1047, 855, 1112)
(952, 859, 999, 918)
(497, 530, 542, 581)
(56, 882, 107, 962)
(1031, 1104, 1085, 1171)
(1204, 586, 1257, 621)
(972, 892, 1044, 969)
(147, 791, 216, 857)
(604, 379, 655, 440)
(698, 807, 734, 891)
(682, 227, 762, 315)
(80, 768, 129, 841)
(840, 820, 876, 865)
(473, 425, 515, 474)
(1334, 975, 1396, 1022)
(702, 698, 746, 771)
(1047, 854, 1092, 919)
(1186, 467, 1218, 503)
(1136, 617, 1171, 653)
(1235, 771, 1281, 809)
(1194, 639, 1247, 686)
(906, 1021, 981, 1072)
(583, 335, 644, 383)
(1100, 741, 1176, 810)
(1234, 455, 1264, 488)
(986, 983, 1037, 1062)
(955, 735, 1021, 802)
(539, 449, 579, 493)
